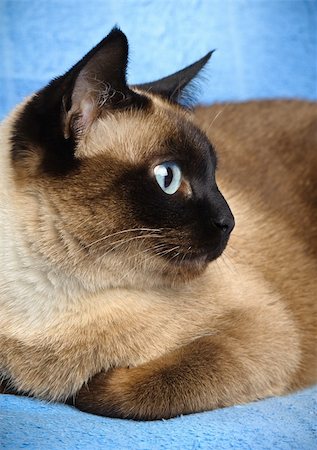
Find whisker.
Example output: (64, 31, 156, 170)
(94, 234, 164, 264)
(83, 227, 165, 250)
(220, 251, 238, 275)
(122, 243, 167, 263)
(57, 227, 166, 265)
(117, 245, 180, 284)
(159, 249, 182, 283)
(204, 106, 228, 135)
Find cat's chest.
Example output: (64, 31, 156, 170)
(56, 292, 193, 365)
(1, 287, 213, 399)
(1, 282, 207, 365)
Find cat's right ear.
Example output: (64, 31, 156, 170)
(134, 51, 213, 104)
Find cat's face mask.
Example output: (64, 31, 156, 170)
(12, 28, 234, 288)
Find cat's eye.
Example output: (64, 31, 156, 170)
(154, 162, 182, 195)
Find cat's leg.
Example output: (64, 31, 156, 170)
(74, 307, 300, 420)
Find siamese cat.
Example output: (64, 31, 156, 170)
(0, 28, 316, 420)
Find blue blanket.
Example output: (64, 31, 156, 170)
(0, 387, 316, 449)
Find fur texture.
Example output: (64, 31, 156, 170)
(0, 29, 316, 420)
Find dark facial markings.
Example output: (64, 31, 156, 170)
(11, 88, 151, 177)
(121, 121, 234, 264)
(9, 27, 233, 279)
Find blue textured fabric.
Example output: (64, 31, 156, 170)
(0, 0, 316, 120)
(0, 387, 316, 449)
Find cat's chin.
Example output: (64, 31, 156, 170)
(160, 254, 210, 284)
(158, 247, 226, 284)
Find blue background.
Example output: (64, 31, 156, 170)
(0, 0, 316, 120)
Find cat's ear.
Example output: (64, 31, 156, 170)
(134, 51, 213, 103)
(63, 27, 130, 138)
(12, 28, 150, 176)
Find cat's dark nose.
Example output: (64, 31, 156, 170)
(213, 214, 235, 236)
(213, 215, 235, 234)
(208, 188, 235, 237)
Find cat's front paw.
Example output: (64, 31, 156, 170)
(74, 365, 178, 420)
(74, 368, 130, 418)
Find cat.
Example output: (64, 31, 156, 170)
(0, 27, 316, 420)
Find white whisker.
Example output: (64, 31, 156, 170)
(117, 245, 180, 284)
(83, 227, 164, 250)
(204, 106, 227, 135)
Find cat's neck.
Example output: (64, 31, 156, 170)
(0, 110, 89, 326)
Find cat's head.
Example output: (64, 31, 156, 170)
(11, 28, 234, 289)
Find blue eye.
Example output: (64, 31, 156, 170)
(154, 162, 182, 195)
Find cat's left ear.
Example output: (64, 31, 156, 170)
(134, 51, 213, 103)
(63, 27, 131, 138)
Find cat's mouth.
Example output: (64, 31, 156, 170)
(164, 246, 225, 267)
(159, 247, 221, 283)
(178, 251, 209, 265)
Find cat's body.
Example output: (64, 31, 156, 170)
(196, 100, 317, 390)
(0, 29, 316, 419)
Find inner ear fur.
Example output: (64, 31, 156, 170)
(63, 28, 130, 138)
